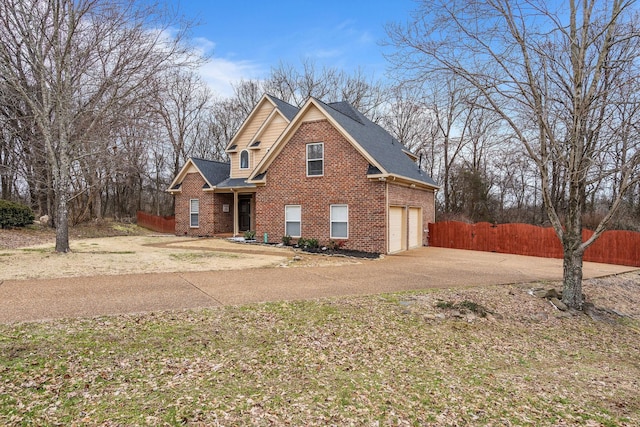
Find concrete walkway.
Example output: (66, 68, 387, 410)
(0, 247, 635, 323)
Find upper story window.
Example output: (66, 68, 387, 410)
(240, 150, 249, 169)
(306, 142, 323, 176)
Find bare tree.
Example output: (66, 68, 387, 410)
(192, 96, 245, 162)
(154, 69, 212, 178)
(0, 0, 196, 252)
(427, 75, 477, 214)
(381, 85, 435, 152)
(387, 0, 640, 309)
(255, 59, 387, 120)
(231, 79, 263, 116)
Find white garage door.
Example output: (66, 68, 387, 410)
(388, 206, 405, 253)
(408, 207, 422, 249)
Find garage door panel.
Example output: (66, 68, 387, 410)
(389, 207, 404, 253)
(408, 208, 421, 249)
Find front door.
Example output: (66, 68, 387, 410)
(238, 197, 251, 231)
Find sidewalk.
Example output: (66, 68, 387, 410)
(1, 247, 634, 323)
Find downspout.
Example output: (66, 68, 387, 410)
(385, 181, 389, 254)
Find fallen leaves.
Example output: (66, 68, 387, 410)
(1, 273, 639, 425)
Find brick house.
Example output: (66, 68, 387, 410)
(168, 94, 438, 254)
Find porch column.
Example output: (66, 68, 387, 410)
(233, 190, 238, 237)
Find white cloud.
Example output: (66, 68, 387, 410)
(192, 36, 216, 55)
(190, 36, 265, 97)
(198, 56, 264, 97)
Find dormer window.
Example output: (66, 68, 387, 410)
(240, 150, 249, 169)
(306, 142, 323, 176)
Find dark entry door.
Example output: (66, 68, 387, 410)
(238, 198, 251, 231)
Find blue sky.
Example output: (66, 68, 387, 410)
(171, 0, 418, 96)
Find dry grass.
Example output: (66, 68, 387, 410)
(1, 272, 639, 426)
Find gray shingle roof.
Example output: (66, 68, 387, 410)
(215, 177, 256, 189)
(267, 95, 299, 121)
(318, 99, 438, 187)
(191, 158, 230, 186)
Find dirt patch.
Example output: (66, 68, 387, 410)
(0, 226, 364, 281)
(0, 220, 151, 250)
(0, 235, 295, 280)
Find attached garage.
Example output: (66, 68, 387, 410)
(388, 206, 423, 253)
(388, 206, 406, 253)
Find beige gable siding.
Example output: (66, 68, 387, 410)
(184, 163, 198, 174)
(300, 104, 325, 122)
(253, 114, 288, 167)
(230, 102, 274, 178)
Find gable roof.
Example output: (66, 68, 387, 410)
(249, 97, 438, 189)
(225, 94, 298, 151)
(266, 94, 299, 121)
(191, 158, 230, 186)
(167, 157, 230, 193)
(320, 100, 438, 187)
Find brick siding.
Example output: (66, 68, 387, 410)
(174, 173, 216, 236)
(213, 193, 234, 234)
(256, 120, 387, 253)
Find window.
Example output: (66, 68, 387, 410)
(285, 205, 301, 237)
(240, 150, 249, 169)
(306, 143, 323, 176)
(190, 199, 199, 228)
(330, 205, 348, 239)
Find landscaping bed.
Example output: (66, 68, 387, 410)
(299, 246, 381, 259)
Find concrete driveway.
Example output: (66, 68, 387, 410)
(0, 247, 635, 323)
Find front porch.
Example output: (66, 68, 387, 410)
(213, 189, 256, 237)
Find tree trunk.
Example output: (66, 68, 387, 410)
(54, 175, 71, 252)
(53, 147, 71, 253)
(92, 185, 103, 220)
(561, 234, 584, 310)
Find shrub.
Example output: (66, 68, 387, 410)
(327, 240, 346, 251)
(0, 199, 34, 229)
(297, 238, 319, 249)
(243, 230, 256, 240)
(282, 235, 292, 245)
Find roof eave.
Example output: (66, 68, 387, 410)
(383, 174, 440, 190)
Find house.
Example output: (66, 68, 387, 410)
(168, 94, 438, 254)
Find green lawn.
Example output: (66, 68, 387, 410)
(1, 280, 639, 426)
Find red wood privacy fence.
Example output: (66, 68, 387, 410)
(136, 211, 175, 234)
(428, 221, 640, 267)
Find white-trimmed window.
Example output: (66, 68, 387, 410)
(190, 199, 199, 228)
(306, 143, 323, 176)
(240, 150, 249, 169)
(330, 204, 348, 239)
(285, 205, 301, 237)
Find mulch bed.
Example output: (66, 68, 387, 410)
(298, 246, 381, 259)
